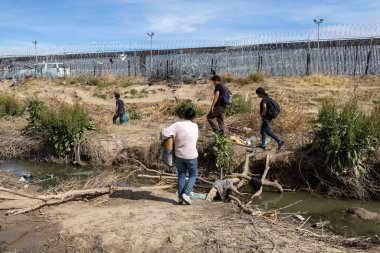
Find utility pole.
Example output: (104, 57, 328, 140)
(32, 40, 38, 62)
(313, 18, 324, 74)
(147, 32, 154, 78)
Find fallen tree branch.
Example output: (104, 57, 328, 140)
(3, 185, 174, 215)
(0, 187, 46, 201)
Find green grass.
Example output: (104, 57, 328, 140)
(0, 93, 26, 117)
(226, 94, 254, 116)
(27, 100, 96, 155)
(175, 101, 205, 118)
(315, 99, 380, 177)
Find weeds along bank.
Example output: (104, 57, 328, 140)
(0, 73, 380, 199)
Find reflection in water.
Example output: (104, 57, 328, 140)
(2, 161, 380, 237)
(251, 191, 380, 237)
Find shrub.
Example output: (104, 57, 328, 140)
(210, 133, 233, 177)
(27, 101, 96, 155)
(0, 93, 26, 117)
(316, 99, 380, 177)
(175, 101, 205, 118)
(183, 76, 195, 84)
(130, 89, 138, 96)
(220, 72, 237, 83)
(247, 72, 266, 83)
(128, 108, 142, 120)
(122, 79, 134, 88)
(226, 94, 253, 116)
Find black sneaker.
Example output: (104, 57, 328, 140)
(278, 141, 285, 150)
(256, 144, 266, 150)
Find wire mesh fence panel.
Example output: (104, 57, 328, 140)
(1, 24, 380, 80)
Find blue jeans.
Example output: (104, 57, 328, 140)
(261, 118, 281, 145)
(175, 157, 198, 198)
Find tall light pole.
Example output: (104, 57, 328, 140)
(313, 18, 324, 74)
(147, 32, 154, 78)
(32, 40, 38, 62)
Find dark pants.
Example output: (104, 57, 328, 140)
(207, 106, 225, 134)
(261, 118, 281, 145)
(113, 113, 126, 124)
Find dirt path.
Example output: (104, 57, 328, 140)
(1, 173, 379, 253)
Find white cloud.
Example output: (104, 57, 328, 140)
(147, 14, 210, 33)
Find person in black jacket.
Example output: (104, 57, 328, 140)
(207, 75, 226, 135)
(256, 87, 284, 150)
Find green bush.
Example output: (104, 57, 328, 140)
(128, 108, 142, 120)
(175, 101, 205, 118)
(316, 100, 380, 176)
(0, 93, 26, 117)
(27, 101, 96, 155)
(210, 133, 233, 176)
(226, 94, 253, 116)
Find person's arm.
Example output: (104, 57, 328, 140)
(161, 123, 177, 139)
(210, 91, 219, 112)
(114, 101, 118, 115)
(261, 103, 267, 116)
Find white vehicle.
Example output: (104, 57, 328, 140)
(24, 62, 70, 78)
(34, 62, 70, 78)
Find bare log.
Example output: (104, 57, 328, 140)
(0, 187, 46, 201)
(4, 185, 174, 215)
(262, 179, 283, 193)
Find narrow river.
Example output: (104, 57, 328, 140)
(1, 160, 380, 237)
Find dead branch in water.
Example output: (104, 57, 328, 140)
(207, 148, 285, 215)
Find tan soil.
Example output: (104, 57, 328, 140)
(1, 173, 379, 253)
(1, 76, 380, 252)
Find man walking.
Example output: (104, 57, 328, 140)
(161, 108, 199, 205)
(207, 75, 227, 135)
(113, 92, 127, 124)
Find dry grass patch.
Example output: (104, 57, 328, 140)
(281, 74, 350, 87)
(220, 71, 267, 85)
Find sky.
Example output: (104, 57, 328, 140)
(1, 0, 380, 50)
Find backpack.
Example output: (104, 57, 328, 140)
(267, 98, 281, 119)
(220, 84, 232, 105)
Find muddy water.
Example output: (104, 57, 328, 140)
(251, 191, 380, 237)
(2, 161, 380, 238)
(0, 160, 95, 188)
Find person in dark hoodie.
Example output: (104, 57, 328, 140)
(113, 92, 127, 124)
(256, 87, 284, 150)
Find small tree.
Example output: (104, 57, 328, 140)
(210, 133, 233, 179)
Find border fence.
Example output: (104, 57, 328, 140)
(1, 24, 380, 80)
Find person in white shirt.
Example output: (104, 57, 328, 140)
(161, 108, 198, 205)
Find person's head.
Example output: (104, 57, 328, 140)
(184, 108, 196, 121)
(211, 75, 221, 85)
(255, 87, 268, 98)
(114, 92, 120, 99)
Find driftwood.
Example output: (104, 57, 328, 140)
(206, 148, 285, 216)
(1, 185, 173, 215)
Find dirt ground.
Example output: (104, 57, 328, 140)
(1, 75, 379, 163)
(1, 172, 379, 253)
(1, 76, 380, 252)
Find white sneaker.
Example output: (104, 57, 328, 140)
(181, 194, 191, 205)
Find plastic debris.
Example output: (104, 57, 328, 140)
(190, 192, 207, 200)
(293, 214, 305, 221)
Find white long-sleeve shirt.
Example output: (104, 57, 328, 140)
(161, 120, 198, 159)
